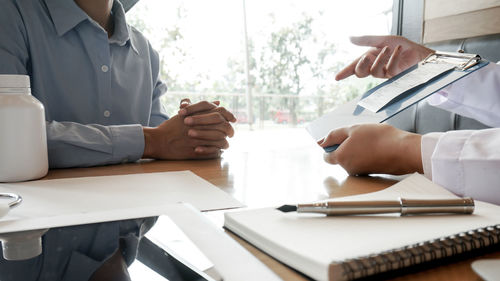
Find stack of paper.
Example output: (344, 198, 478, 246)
(0, 171, 243, 233)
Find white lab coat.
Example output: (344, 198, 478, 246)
(421, 62, 500, 205)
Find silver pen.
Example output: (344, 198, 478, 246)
(277, 197, 475, 216)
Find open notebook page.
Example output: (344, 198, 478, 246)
(224, 173, 500, 281)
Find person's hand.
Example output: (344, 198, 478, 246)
(318, 124, 423, 175)
(143, 98, 237, 159)
(142, 114, 228, 160)
(335, 35, 435, 80)
(178, 100, 236, 138)
(179, 98, 192, 109)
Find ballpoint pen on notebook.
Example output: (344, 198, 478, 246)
(277, 197, 475, 216)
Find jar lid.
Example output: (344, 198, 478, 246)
(0, 75, 30, 88)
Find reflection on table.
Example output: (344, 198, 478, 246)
(45, 128, 494, 281)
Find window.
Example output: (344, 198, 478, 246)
(127, 1, 393, 278)
(127, 0, 393, 130)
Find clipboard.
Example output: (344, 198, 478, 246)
(306, 51, 489, 152)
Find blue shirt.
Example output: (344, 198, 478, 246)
(0, 0, 166, 280)
(0, 0, 169, 168)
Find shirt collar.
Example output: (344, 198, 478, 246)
(44, 0, 88, 37)
(44, 0, 139, 54)
(109, 0, 139, 54)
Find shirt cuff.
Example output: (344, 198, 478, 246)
(421, 132, 443, 180)
(109, 124, 144, 163)
(431, 130, 475, 197)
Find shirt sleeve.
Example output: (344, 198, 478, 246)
(420, 132, 442, 180)
(46, 121, 144, 168)
(0, 0, 30, 75)
(149, 78, 169, 127)
(426, 62, 500, 127)
(421, 129, 500, 205)
(0, 2, 147, 168)
(146, 44, 169, 127)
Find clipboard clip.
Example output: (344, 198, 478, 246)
(422, 51, 481, 71)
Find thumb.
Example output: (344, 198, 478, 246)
(319, 127, 349, 148)
(350, 35, 388, 48)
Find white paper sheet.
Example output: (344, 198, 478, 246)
(165, 203, 282, 281)
(0, 171, 243, 233)
(144, 215, 219, 278)
(358, 63, 454, 112)
(305, 99, 382, 143)
(471, 259, 500, 281)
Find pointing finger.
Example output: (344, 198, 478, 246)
(335, 57, 361, 81)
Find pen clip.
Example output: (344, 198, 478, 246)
(399, 197, 474, 216)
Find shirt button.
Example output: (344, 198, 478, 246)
(103, 110, 111, 117)
(101, 65, 109, 73)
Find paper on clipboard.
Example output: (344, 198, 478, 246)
(306, 57, 489, 152)
(357, 62, 455, 112)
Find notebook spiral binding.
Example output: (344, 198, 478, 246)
(337, 224, 500, 280)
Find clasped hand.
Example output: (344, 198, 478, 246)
(143, 99, 236, 160)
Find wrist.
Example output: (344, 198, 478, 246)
(142, 127, 156, 158)
(403, 132, 423, 173)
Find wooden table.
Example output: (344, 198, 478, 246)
(44, 130, 497, 281)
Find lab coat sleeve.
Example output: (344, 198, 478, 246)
(421, 129, 500, 205)
(420, 132, 442, 181)
(426, 62, 500, 127)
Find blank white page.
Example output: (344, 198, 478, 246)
(0, 171, 243, 233)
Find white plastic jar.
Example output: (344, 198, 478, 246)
(0, 75, 48, 182)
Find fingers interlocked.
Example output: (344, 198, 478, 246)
(177, 99, 236, 154)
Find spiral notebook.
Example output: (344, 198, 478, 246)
(224, 174, 500, 281)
